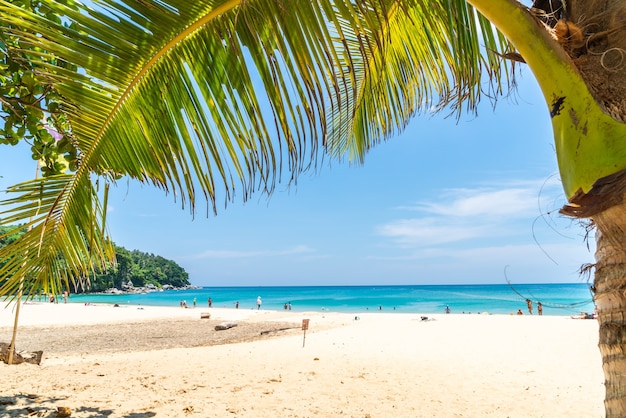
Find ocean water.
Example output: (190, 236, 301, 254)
(60, 283, 595, 316)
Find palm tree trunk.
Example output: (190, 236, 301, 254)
(7, 164, 39, 365)
(7, 277, 23, 365)
(593, 200, 626, 417)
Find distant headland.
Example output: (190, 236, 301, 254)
(0, 225, 193, 296)
(101, 280, 201, 295)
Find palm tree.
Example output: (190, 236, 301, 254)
(1, 0, 625, 414)
(470, 2, 626, 415)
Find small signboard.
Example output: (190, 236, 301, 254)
(302, 319, 310, 347)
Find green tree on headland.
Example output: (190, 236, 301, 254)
(85, 246, 190, 293)
(0, 225, 25, 274)
(0, 227, 190, 292)
(2, 0, 626, 414)
(0, 225, 24, 248)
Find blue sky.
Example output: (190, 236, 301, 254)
(0, 67, 595, 287)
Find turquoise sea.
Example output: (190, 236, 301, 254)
(61, 283, 595, 316)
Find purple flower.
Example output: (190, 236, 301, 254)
(43, 116, 63, 142)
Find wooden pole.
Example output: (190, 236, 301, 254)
(7, 278, 23, 365)
(302, 319, 310, 347)
(8, 164, 39, 365)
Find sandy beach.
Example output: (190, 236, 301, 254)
(0, 302, 604, 417)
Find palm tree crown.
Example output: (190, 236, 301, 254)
(0, 0, 513, 297)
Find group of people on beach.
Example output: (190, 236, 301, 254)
(178, 296, 238, 309)
(444, 299, 547, 316)
(516, 299, 543, 315)
(39, 290, 70, 304)
(181, 296, 245, 309)
(179, 298, 198, 308)
(203, 295, 294, 311)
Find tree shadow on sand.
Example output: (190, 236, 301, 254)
(74, 406, 157, 417)
(0, 394, 156, 417)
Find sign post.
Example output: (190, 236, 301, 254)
(301, 319, 310, 347)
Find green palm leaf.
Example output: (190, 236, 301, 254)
(336, 0, 515, 159)
(0, 174, 111, 296)
(0, 0, 513, 297)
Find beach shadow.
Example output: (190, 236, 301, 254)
(0, 394, 67, 416)
(74, 407, 157, 418)
(0, 394, 155, 417)
(72, 406, 115, 416)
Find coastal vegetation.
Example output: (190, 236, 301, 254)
(86, 246, 190, 293)
(1, 0, 626, 415)
(0, 224, 189, 293)
(0, 225, 24, 248)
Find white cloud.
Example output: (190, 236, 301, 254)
(369, 241, 592, 264)
(399, 179, 562, 218)
(417, 187, 538, 218)
(377, 218, 484, 245)
(378, 180, 571, 247)
(189, 245, 314, 260)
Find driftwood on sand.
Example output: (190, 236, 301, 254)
(214, 322, 238, 331)
(0, 342, 43, 365)
(260, 326, 299, 335)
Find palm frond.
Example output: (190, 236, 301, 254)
(331, 0, 516, 160)
(0, 0, 382, 295)
(0, 0, 515, 296)
(0, 174, 112, 297)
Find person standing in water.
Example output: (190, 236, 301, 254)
(526, 299, 533, 315)
(256, 296, 262, 310)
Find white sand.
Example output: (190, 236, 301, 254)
(1, 302, 605, 417)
